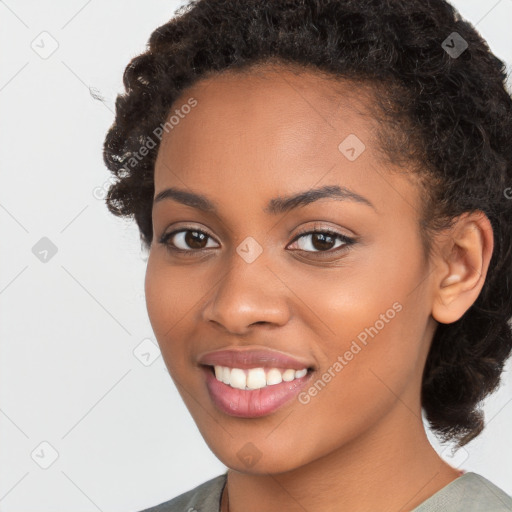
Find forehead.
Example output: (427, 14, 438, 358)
(163, 65, 375, 150)
(153, 65, 421, 221)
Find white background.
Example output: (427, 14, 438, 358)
(1, 1, 511, 511)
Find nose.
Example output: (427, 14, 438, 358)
(201, 248, 290, 334)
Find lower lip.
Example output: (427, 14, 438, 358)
(201, 365, 314, 418)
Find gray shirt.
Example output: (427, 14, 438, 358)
(139, 471, 512, 511)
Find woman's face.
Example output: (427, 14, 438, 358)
(145, 66, 439, 473)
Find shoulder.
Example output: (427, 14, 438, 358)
(413, 472, 512, 512)
(138, 472, 227, 512)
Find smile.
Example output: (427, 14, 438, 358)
(213, 365, 308, 390)
(201, 364, 314, 418)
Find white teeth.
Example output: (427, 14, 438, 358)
(266, 368, 283, 386)
(282, 369, 296, 382)
(229, 368, 247, 390)
(295, 368, 307, 378)
(246, 368, 267, 389)
(212, 365, 309, 389)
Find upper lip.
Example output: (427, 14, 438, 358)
(197, 346, 315, 370)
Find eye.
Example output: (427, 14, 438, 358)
(158, 224, 356, 257)
(159, 228, 219, 254)
(288, 227, 355, 254)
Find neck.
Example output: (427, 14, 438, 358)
(223, 404, 461, 512)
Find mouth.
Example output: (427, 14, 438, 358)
(200, 363, 315, 418)
(204, 363, 314, 389)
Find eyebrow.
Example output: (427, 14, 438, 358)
(153, 184, 376, 214)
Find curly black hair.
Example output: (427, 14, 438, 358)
(103, 0, 512, 447)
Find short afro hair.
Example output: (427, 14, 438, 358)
(103, 0, 512, 447)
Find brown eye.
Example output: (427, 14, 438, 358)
(306, 232, 337, 251)
(290, 229, 354, 253)
(183, 230, 208, 249)
(160, 229, 219, 252)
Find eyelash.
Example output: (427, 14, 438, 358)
(158, 224, 356, 258)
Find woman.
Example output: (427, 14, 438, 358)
(102, 0, 512, 510)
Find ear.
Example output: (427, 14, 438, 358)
(431, 211, 494, 325)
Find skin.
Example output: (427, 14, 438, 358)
(144, 64, 494, 512)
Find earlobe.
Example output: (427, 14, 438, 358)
(431, 211, 494, 325)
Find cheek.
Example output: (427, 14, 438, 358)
(291, 236, 428, 408)
(270, 267, 427, 467)
(144, 254, 200, 370)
